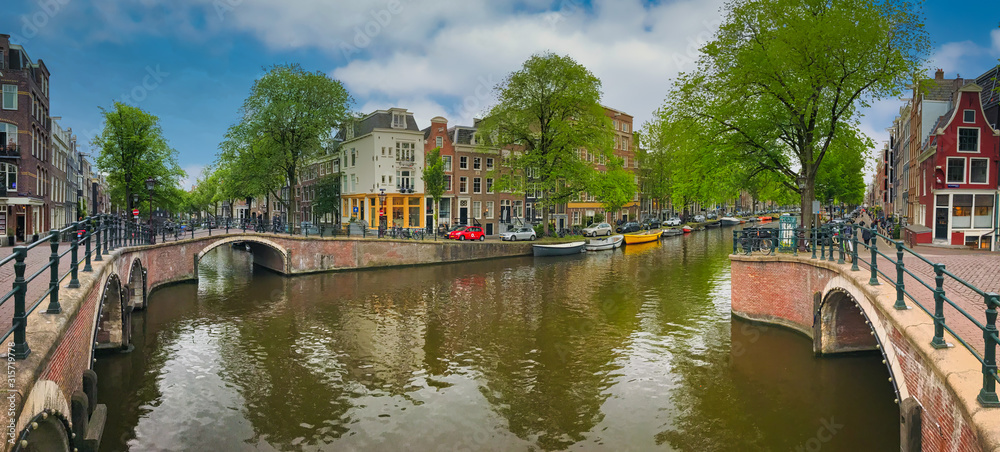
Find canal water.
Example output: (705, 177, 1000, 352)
(95, 228, 898, 451)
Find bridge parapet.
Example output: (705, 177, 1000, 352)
(732, 249, 1000, 451)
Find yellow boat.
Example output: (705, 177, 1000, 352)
(623, 229, 662, 245)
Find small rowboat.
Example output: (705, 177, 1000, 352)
(720, 217, 742, 226)
(682, 225, 693, 233)
(623, 229, 662, 245)
(662, 228, 683, 237)
(586, 235, 624, 251)
(533, 241, 586, 256)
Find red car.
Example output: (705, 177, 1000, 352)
(448, 226, 485, 241)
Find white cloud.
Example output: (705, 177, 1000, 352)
(179, 164, 205, 190)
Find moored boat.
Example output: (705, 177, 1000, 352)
(720, 217, 742, 226)
(533, 241, 586, 256)
(705, 221, 721, 228)
(623, 229, 662, 244)
(662, 228, 683, 237)
(682, 225, 693, 233)
(585, 235, 624, 251)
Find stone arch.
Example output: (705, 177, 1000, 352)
(196, 236, 290, 274)
(13, 381, 74, 452)
(92, 273, 129, 355)
(818, 276, 911, 404)
(125, 258, 147, 310)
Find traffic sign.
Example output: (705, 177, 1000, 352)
(133, 209, 139, 216)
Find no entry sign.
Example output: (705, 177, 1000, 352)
(133, 209, 139, 217)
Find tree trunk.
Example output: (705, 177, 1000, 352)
(542, 194, 550, 235)
(800, 177, 815, 231)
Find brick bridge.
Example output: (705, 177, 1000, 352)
(1, 232, 531, 452)
(732, 252, 1000, 451)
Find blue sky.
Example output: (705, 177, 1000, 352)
(1, 0, 998, 188)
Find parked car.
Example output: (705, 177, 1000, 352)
(707, 212, 718, 220)
(693, 215, 706, 223)
(448, 226, 485, 241)
(616, 222, 640, 233)
(663, 217, 682, 227)
(582, 222, 613, 237)
(500, 226, 536, 241)
(639, 219, 660, 230)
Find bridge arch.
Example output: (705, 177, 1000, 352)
(124, 258, 148, 310)
(12, 381, 74, 452)
(818, 276, 911, 404)
(196, 236, 290, 274)
(91, 273, 130, 355)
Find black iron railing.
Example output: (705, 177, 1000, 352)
(732, 223, 999, 408)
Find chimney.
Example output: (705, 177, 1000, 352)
(934, 68, 944, 80)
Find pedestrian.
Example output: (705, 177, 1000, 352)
(860, 221, 871, 246)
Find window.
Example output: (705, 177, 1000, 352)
(351, 149, 357, 167)
(2, 85, 16, 110)
(957, 128, 979, 152)
(442, 156, 452, 172)
(459, 156, 468, 169)
(485, 201, 494, 219)
(974, 195, 995, 228)
(392, 113, 406, 129)
(473, 201, 482, 219)
(0, 123, 17, 150)
(513, 200, 523, 218)
(953, 194, 973, 228)
(970, 158, 989, 184)
(459, 176, 468, 193)
(436, 136, 443, 148)
(473, 177, 481, 194)
(346, 123, 354, 140)
(486, 178, 494, 193)
(397, 170, 413, 190)
(573, 211, 581, 225)
(396, 141, 415, 161)
(963, 110, 975, 123)
(946, 158, 965, 183)
(473, 157, 481, 170)
(486, 158, 494, 170)
(444, 175, 452, 191)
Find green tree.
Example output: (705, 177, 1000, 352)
(477, 52, 613, 235)
(659, 0, 927, 229)
(422, 147, 446, 230)
(219, 64, 353, 230)
(312, 173, 342, 226)
(92, 102, 185, 214)
(593, 160, 637, 221)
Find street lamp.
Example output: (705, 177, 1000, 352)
(378, 188, 387, 237)
(146, 177, 157, 244)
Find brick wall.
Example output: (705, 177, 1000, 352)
(730, 258, 834, 337)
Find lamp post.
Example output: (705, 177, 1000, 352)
(146, 177, 157, 244)
(378, 188, 387, 238)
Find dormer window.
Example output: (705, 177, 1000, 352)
(963, 110, 975, 123)
(392, 113, 405, 129)
(346, 123, 354, 140)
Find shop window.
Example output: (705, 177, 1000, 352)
(952, 194, 973, 228)
(974, 194, 994, 229)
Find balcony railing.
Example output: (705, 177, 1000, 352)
(396, 157, 415, 168)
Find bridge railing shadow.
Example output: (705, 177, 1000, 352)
(732, 222, 999, 409)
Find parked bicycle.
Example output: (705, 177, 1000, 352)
(737, 228, 775, 255)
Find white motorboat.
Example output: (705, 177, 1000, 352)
(585, 235, 624, 251)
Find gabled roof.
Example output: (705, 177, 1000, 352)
(975, 65, 999, 115)
(335, 109, 421, 141)
(453, 127, 476, 146)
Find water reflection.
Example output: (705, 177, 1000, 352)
(96, 229, 897, 451)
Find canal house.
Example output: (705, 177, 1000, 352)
(916, 82, 1000, 250)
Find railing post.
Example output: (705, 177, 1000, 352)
(827, 226, 835, 262)
(68, 222, 81, 288)
(46, 229, 61, 314)
(95, 215, 103, 261)
(811, 227, 817, 259)
(869, 233, 880, 286)
(931, 263, 949, 349)
(893, 241, 907, 310)
(11, 247, 30, 359)
(837, 225, 845, 265)
(792, 227, 798, 257)
(820, 227, 826, 261)
(83, 220, 93, 272)
(732, 230, 737, 254)
(850, 228, 859, 271)
(978, 292, 999, 407)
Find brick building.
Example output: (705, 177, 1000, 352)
(566, 106, 640, 227)
(0, 34, 57, 243)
